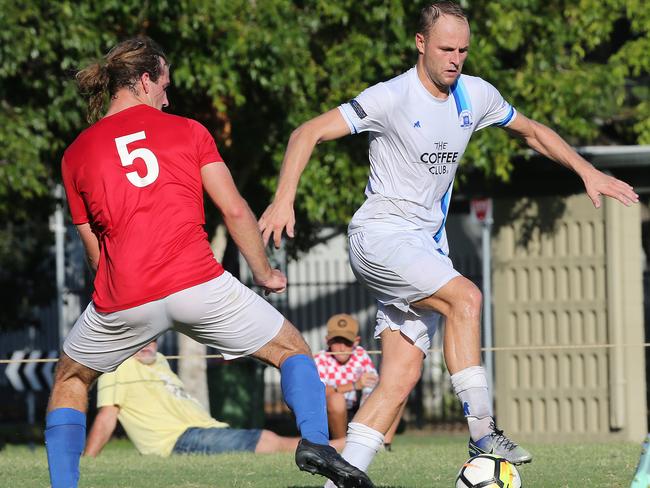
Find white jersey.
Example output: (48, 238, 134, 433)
(339, 67, 516, 254)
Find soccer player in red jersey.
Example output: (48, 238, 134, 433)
(45, 37, 373, 488)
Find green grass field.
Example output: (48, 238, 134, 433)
(0, 433, 641, 487)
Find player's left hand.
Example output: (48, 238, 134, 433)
(582, 167, 638, 208)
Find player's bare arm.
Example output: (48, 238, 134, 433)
(76, 223, 100, 273)
(201, 162, 286, 294)
(259, 108, 351, 248)
(84, 405, 119, 457)
(504, 113, 639, 208)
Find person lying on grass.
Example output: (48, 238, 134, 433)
(85, 341, 345, 457)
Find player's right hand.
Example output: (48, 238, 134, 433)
(254, 268, 287, 295)
(258, 199, 295, 249)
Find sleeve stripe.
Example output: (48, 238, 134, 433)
(494, 105, 515, 127)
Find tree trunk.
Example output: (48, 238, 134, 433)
(177, 335, 210, 410)
(177, 224, 229, 412)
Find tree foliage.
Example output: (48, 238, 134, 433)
(0, 1, 648, 314)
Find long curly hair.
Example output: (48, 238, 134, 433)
(76, 37, 168, 122)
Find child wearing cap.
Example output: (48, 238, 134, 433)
(314, 314, 402, 450)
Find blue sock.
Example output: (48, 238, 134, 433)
(280, 354, 329, 445)
(45, 408, 86, 488)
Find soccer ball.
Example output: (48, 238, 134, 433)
(455, 454, 522, 488)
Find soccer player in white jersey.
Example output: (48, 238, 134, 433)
(259, 1, 639, 481)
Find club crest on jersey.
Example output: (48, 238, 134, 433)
(459, 109, 473, 130)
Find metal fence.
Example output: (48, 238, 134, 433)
(0, 219, 91, 360)
(3, 210, 649, 435)
(0, 219, 478, 428)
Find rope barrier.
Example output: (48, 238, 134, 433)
(2, 342, 649, 364)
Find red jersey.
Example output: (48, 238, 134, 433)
(62, 104, 224, 313)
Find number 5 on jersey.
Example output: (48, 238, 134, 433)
(115, 131, 159, 187)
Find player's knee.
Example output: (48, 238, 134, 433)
(257, 321, 312, 367)
(281, 325, 312, 356)
(451, 282, 482, 319)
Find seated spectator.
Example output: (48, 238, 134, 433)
(314, 314, 404, 450)
(85, 341, 344, 457)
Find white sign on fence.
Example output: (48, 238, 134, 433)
(4, 350, 57, 392)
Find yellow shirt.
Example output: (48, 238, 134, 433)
(97, 353, 227, 456)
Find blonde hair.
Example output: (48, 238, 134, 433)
(76, 37, 167, 122)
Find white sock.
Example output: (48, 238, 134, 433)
(450, 366, 493, 441)
(323, 422, 384, 488)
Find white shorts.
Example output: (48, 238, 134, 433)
(375, 304, 443, 356)
(348, 227, 460, 312)
(348, 226, 456, 356)
(63, 271, 284, 372)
